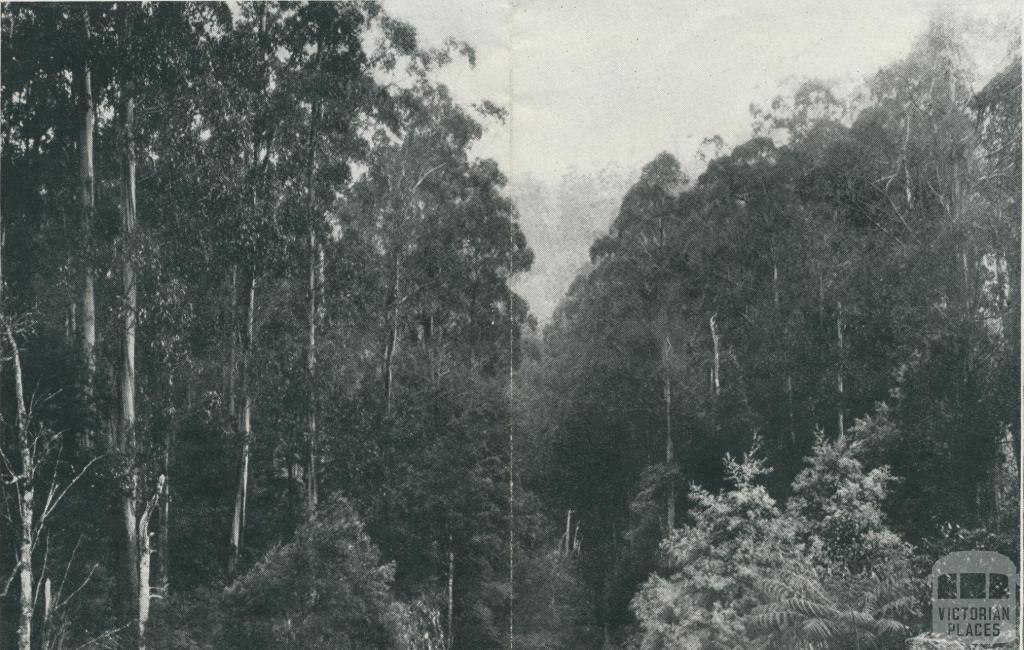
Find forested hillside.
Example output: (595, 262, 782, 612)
(0, 3, 1020, 650)
(1, 3, 531, 648)
(515, 17, 1021, 649)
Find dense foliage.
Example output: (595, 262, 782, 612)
(1, 2, 530, 648)
(631, 437, 918, 649)
(518, 15, 1020, 648)
(0, 3, 1018, 649)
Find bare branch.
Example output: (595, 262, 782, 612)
(408, 162, 447, 204)
(5, 320, 28, 438)
(73, 620, 135, 649)
(54, 536, 84, 606)
(32, 533, 49, 610)
(0, 562, 19, 598)
(54, 563, 97, 613)
(38, 454, 104, 528)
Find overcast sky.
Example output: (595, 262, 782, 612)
(383, 0, 1020, 323)
(387, 0, 1017, 177)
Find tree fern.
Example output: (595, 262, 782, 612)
(633, 435, 922, 650)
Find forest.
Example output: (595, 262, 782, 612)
(0, 2, 1020, 649)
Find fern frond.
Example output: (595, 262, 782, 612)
(783, 597, 840, 620)
(800, 617, 836, 641)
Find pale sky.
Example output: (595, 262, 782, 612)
(383, 0, 1021, 323)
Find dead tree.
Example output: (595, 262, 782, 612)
(1, 322, 101, 649)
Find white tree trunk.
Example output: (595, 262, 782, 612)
(303, 87, 322, 512)
(137, 476, 165, 650)
(383, 252, 401, 417)
(305, 229, 321, 515)
(561, 509, 573, 556)
(17, 428, 33, 649)
(120, 90, 141, 615)
(709, 314, 720, 396)
(447, 533, 454, 649)
(158, 436, 170, 591)
(230, 273, 255, 575)
(42, 578, 51, 649)
(8, 323, 34, 650)
(77, 13, 97, 394)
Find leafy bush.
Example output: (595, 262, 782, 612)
(217, 494, 407, 648)
(149, 494, 443, 649)
(631, 441, 814, 649)
(632, 436, 920, 649)
(788, 431, 915, 575)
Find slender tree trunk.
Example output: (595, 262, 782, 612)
(787, 375, 795, 444)
(662, 334, 674, 530)
(903, 106, 914, 210)
(120, 90, 141, 615)
(9, 325, 33, 650)
(562, 509, 573, 555)
(158, 430, 171, 592)
(18, 487, 32, 650)
(1, 212, 4, 419)
(709, 314, 720, 396)
(227, 265, 238, 419)
(836, 299, 844, 437)
(427, 311, 438, 385)
(2, 212, 6, 643)
(66, 302, 77, 350)
(961, 247, 975, 393)
(229, 272, 255, 574)
(78, 11, 97, 398)
(658, 236, 675, 529)
(447, 532, 454, 649)
(228, 399, 249, 577)
(118, 85, 162, 647)
(961, 247, 973, 317)
(137, 475, 164, 650)
(949, 75, 961, 225)
(303, 81, 322, 513)
(42, 578, 51, 650)
(772, 262, 780, 310)
(384, 316, 398, 414)
(383, 253, 400, 416)
(305, 228, 321, 515)
(773, 263, 795, 443)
